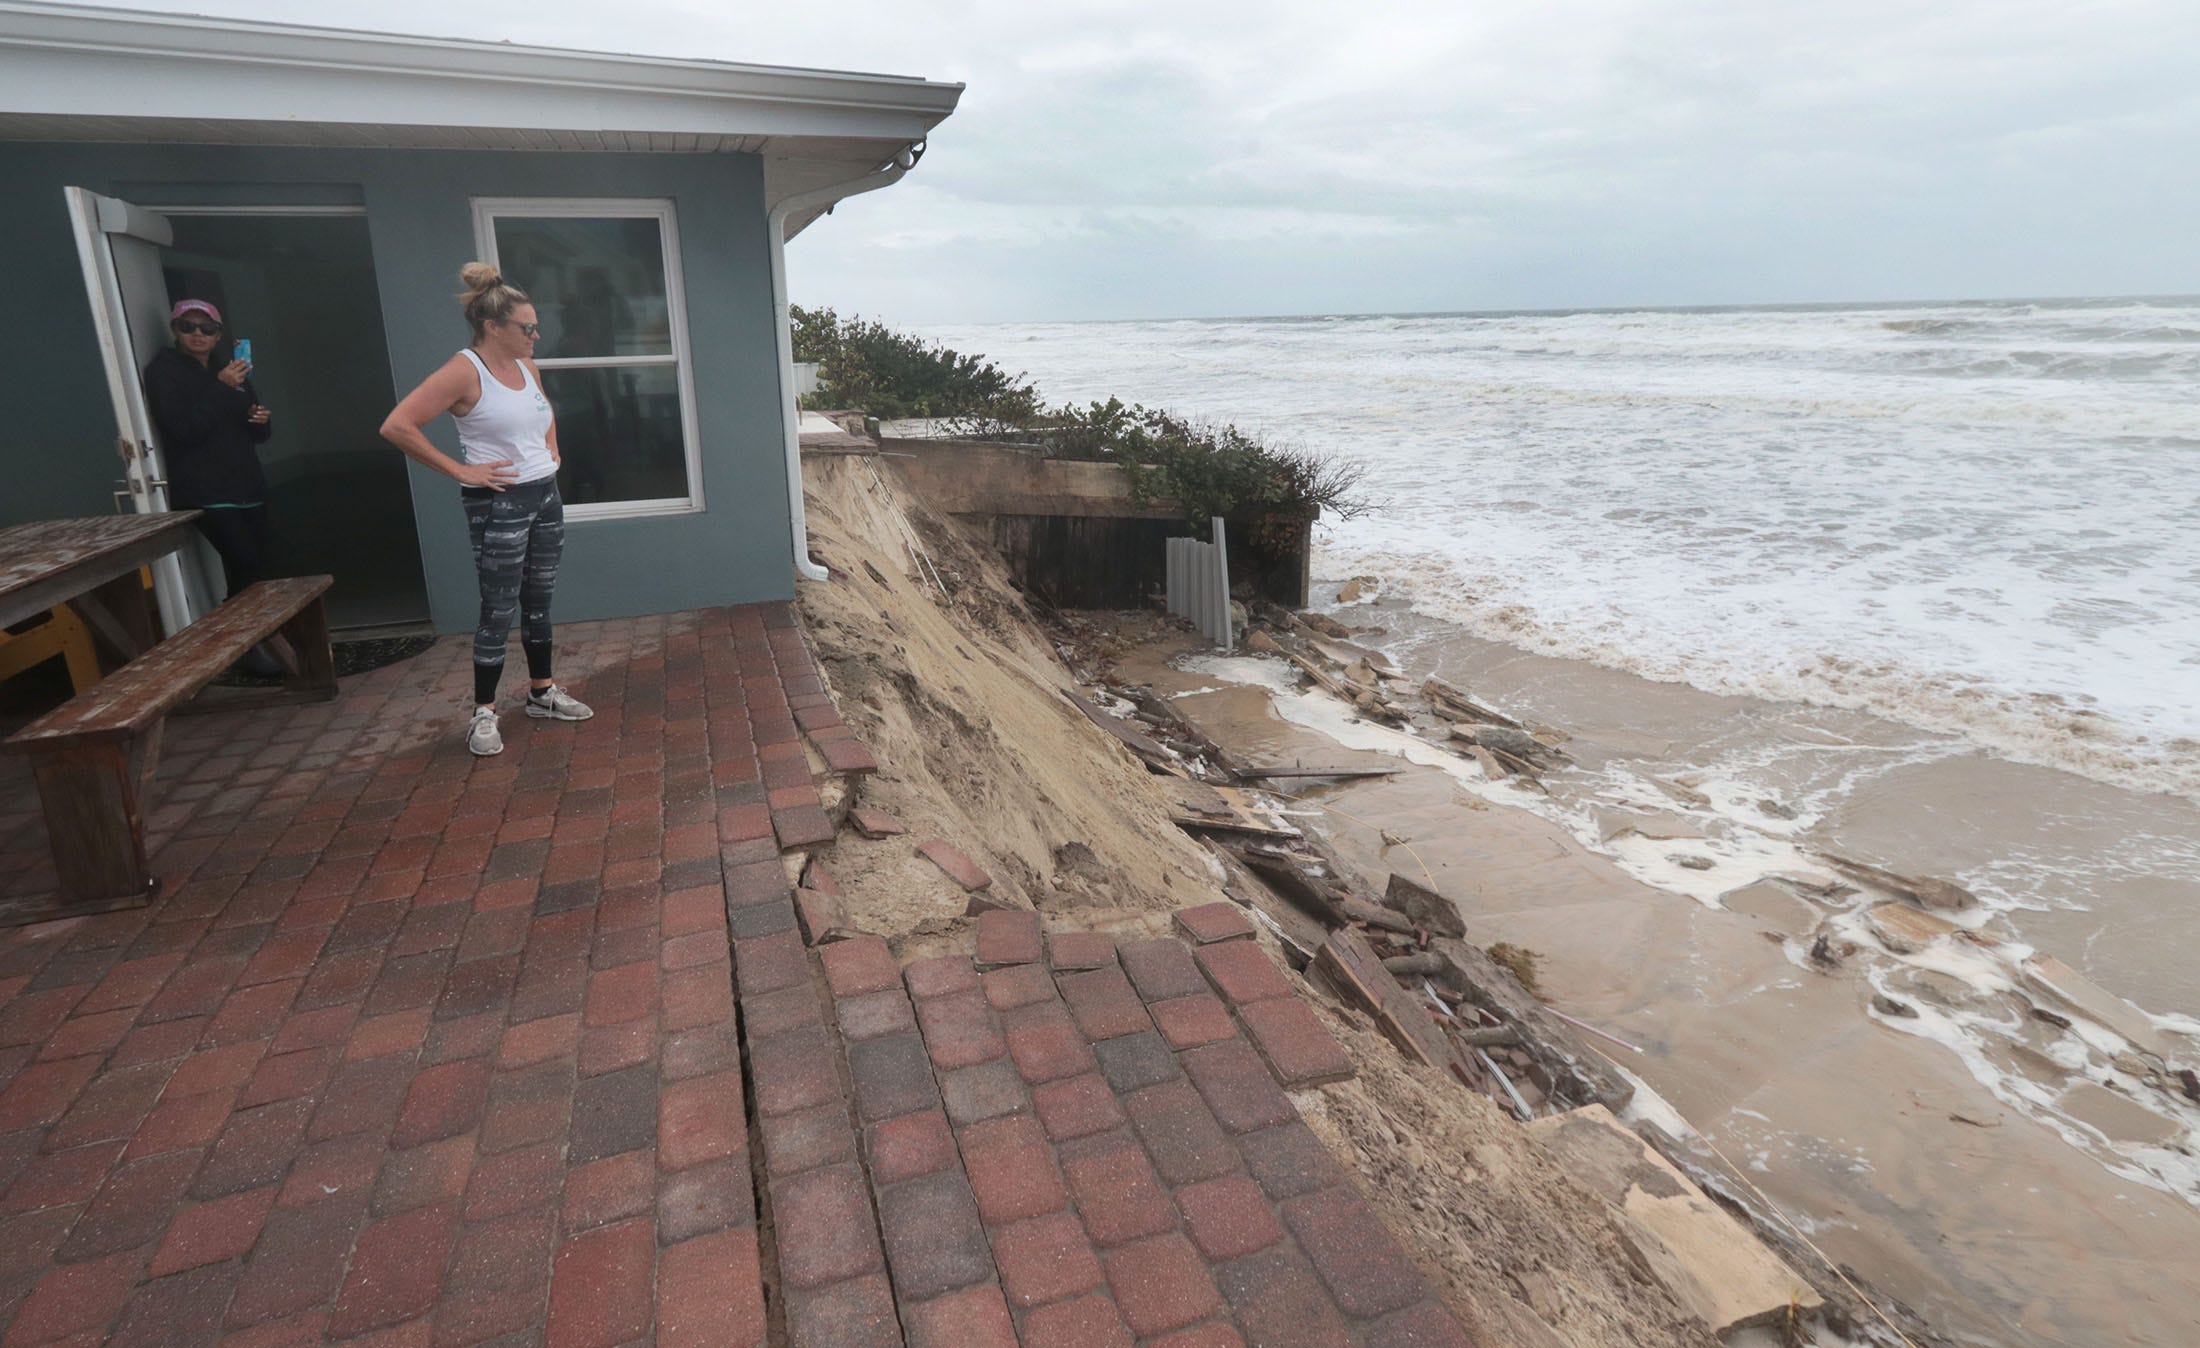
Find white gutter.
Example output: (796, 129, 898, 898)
(768, 148, 916, 583)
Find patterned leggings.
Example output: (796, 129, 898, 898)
(462, 477, 563, 705)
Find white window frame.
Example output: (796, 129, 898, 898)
(470, 196, 706, 521)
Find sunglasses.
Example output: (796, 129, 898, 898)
(502, 320, 541, 338)
(174, 321, 223, 336)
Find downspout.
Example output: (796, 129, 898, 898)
(768, 145, 920, 582)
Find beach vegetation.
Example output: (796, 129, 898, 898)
(790, 305, 1043, 424)
(1487, 942, 1543, 994)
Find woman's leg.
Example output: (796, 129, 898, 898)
(518, 485, 563, 691)
(192, 506, 267, 597)
(465, 488, 529, 708)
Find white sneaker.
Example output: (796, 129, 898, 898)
(525, 684, 594, 721)
(466, 705, 504, 756)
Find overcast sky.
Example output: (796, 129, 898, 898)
(106, 0, 2200, 323)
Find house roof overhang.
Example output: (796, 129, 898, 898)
(0, 1, 962, 232)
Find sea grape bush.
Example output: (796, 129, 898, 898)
(790, 305, 1042, 424)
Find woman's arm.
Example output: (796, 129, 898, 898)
(243, 380, 273, 446)
(380, 357, 517, 490)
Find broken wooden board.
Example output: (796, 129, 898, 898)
(1058, 686, 1183, 775)
(1235, 852, 1346, 928)
(1382, 873, 1467, 940)
(1234, 764, 1399, 781)
(1314, 927, 1458, 1071)
(1165, 783, 1303, 841)
(1862, 902, 1957, 955)
(1442, 942, 1635, 1112)
(2020, 953, 2173, 1058)
(1421, 676, 1526, 730)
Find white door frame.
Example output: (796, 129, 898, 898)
(63, 186, 197, 632)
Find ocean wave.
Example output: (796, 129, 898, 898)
(1324, 548, 2200, 802)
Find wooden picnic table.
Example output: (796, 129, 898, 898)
(0, 512, 201, 663)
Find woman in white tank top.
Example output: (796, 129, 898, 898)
(380, 263, 594, 756)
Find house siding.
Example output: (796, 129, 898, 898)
(0, 142, 795, 629)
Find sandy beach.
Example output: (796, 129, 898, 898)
(1100, 583, 2200, 1348)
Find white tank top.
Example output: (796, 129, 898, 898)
(453, 349, 558, 484)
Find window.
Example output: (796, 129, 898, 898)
(471, 199, 703, 518)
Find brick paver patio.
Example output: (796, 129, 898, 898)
(0, 603, 1471, 1346)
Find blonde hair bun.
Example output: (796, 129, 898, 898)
(458, 261, 503, 295)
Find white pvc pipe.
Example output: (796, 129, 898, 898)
(765, 151, 915, 582)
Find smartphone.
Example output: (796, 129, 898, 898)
(232, 338, 253, 366)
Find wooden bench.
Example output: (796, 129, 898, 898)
(3, 575, 336, 916)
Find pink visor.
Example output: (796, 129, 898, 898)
(169, 299, 223, 324)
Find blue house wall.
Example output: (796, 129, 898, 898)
(0, 142, 796, 630)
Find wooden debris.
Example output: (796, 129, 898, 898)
(1057, 686, 1185, 776)
(1165, 783, 1302, 841)
(1314, 928, 1459, 1071)
(1382, 873, 1467, 940)
(1421, 676, 1526, 730)
(1234, 764, 1398, 781)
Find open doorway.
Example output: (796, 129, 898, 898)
(159, 212, 428, 630)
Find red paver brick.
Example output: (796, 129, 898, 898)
(329, 1201, 459, 1337)
(850, 808, 906, 839)
(35, 1007, 136, 1062)
(993, 1210, 1106, 1309)
(981, 962, 1054, 1011)
(126, 1084, 236, 1159)
(914, 989, 1007, 1069)
(436, 1207, 557, 1346)
(1056, 968, 1152, 1042)
(1193, 941, 1294, 1006)
(1238, 996, 1356, 1087)
(660, 1154, 756, 1243)
(1019, 1292, 1133, 1348)
(1031, 1073, 1126, 1142)
(546, 1216, 654, 1348)
(1092, 1031, 1182, 1094)
(819, 936, 900, 998)
(464, 1140, 563, 1220)
(731, 929, 809, 997)
(0, 1057, 100, 1130)
(391, 1059, 491, 1148)
(660, 964, 735, 1032)
(1103, 1233, 1223, 1336)
(903, 954, 978, 1002)
(771, 1162, 882, 1290)
(1174, 1175, 1285, 1259)
(836, 988, 917, 1042)
(1213, 1245, 1354, 1348)
(1123, 1080, 1242, 1186)
(818, 737, 878, 775)
(1239, 1121, 1349, 1201)
(278, 1134, 383, 1207)
(228, 1193, 370, 1326)
(772, 804, 836, 849)
(1366, 1300, 1475, 1348)
(346, 1009, 432, 1061)
(371, 1133, 475, 1216)
(238, 1045, 340, 1108)
(1150, 993, 1238, 1050)
(659, 1227, 767, 1348)
(974, 908, 1037, 968)
(1003, 1002, 1098, 1085)
(1174, 902, 1256, 945)
(1048, 931, 1117, 972)
(877, 1169, 995, 1301)
(1061, 1136, 1175, 1247)
(582, 961, 658, 1027)
(867, 1108, 958, 1186)
(960, 1114, 1069, 1224)
(1118, 938, 1207, 1003)
(760, 1100, 857, 1178)
(268, 1004, 359, 1056)
(498, 1011, 581, 1068)
(785, 1271, 900, 1348)
(563, 1149, 656, 1232)
(577, 1020, 655, 1077)
(1181, 1039, 1297, 1135)
(3, 1248, 142, 1346)
(903, 1282, 1017, 1348)
(1281, 1189, 1428, 1318)
(847, 1032, 940, 1123)
(659, 1071, 745, 1171)
(918, 839, 994, 895)
(148, 1184, 279, 1277)
(662, 886, 724, 938)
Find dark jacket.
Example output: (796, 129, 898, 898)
(143, 346, 270, 508)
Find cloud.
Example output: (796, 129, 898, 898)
(84, 0, 2200, 319)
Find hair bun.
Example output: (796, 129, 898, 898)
(459, 261, 503, 294)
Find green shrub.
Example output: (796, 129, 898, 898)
(1027, 399, 1369, 553)
(791, 305, 1041, 423)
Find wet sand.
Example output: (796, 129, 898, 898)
(1115, 601, 2200, 1348)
